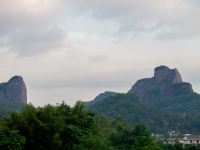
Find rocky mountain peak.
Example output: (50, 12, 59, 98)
(154, 65, 182, 84)
(128, 66, 193, 100)
(154, 65, 170, 74)
(0, 76, 27, 103)
(8, 76, 24, 83)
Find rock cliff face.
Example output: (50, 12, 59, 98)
(128, 66, 193, 100)
(0, 76, 27, 103)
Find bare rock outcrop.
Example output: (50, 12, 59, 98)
(0, 76, 27, 103)
(128, 65, 193, 100)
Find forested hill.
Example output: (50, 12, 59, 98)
(86, 66, 200, 133)
(2, 101, 198, 150)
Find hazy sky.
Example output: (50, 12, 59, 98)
(0, 0, 200, 106)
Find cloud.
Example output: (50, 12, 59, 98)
(0, 0, 200, 106)
(1, 0, 199, 57)
(185, 0, 200, 6)
(8, 27, 67, 55)
(0, 0, 62, 21)
(0, 0, 65, 56)
(64, 0, 200, 39)
(88, 54, 109, 63)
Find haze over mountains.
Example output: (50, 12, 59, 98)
(86, 65, 200, 133)
(1, 66, 200, 133)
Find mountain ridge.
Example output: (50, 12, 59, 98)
(86, 65, 200, 133)
(128, 65, 193, 100)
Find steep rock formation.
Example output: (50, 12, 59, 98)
(128, 65, 193, 100)
(0, 76, 27, 103)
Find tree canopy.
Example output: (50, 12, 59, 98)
(0, 101, 199, 150)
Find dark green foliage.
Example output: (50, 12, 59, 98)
(0, 101, 162, 150)
(58, 101, 98, 149)
(146, 93, 200, 113)
(0, 129, 25, 150)
(72, 135, 115, 150)
(2, 104, 64, 150)
(2, 100, 200, 150)
(87, 93, 200, 134)
(110, 124, 160, 150)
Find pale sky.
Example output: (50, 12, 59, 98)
(0, 0, 200, 106)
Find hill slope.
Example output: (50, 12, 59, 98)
(86, 65, 200, 133)
(88, 93, 200, 133)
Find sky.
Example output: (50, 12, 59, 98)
(0, 0, 200, 106)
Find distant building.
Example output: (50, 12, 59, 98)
(166, 138, 176, 145)
(180, 134, 200, 145)
(152, 133, 200, 145)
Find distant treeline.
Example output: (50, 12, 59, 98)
(87, 93, 200, 134)
(0, 101, 200, 150)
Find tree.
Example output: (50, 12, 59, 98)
(0, 129, 25, 150)
(2, 104, 63, 150)
(110, 124, 160, 150)
(72, 135, 115, 150)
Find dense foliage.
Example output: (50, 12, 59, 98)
(0, 101, 164, 150)
(146, 93, 200, 113)
(87, 93, 200, 134)
(0, 101, 200, 149)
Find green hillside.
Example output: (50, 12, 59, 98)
(87, 93, 200, 134)
(86, 66, 200, 134)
